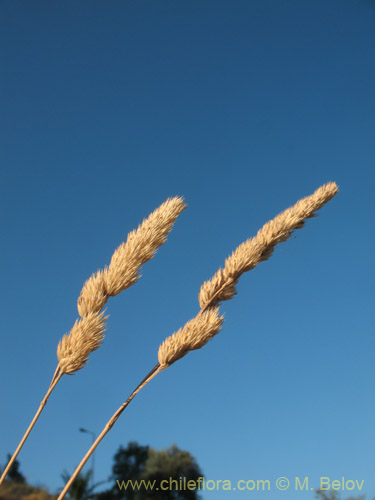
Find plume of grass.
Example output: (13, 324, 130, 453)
(198, 181, 338, 310)
(158, 307, 224, 367)
(77, 197, 186, 315)
(57, 311, 107, 375)
(0, 196, 186, 486)
(58, 182, 338, 500)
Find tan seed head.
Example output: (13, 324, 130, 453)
(57, 311, 107, 375)
(104, 196, 186, 297)
(158, 308, 224, 368)
(198, 182, 338, 309)
(77, 196, 186, 318)
(77, 270, 108, 317)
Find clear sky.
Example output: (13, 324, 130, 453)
(1, 1, 374, 499)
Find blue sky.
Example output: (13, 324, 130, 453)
(0, 1, 374, 498)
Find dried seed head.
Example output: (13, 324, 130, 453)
(158, 308, 224, 368)
(76, 196, 186, 317)
(57, 311, 107, 375)
(77, 270, 108, 317)
(199, 181, 338, 309)
(103, 196, 187, 297)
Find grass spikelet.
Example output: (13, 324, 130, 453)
(198, 181, 339, 309)
(158, 308, 224, 368)
(103, 196, 187, 297)
(77, 196, 186, 316)
(57, 311, 107, 375)
(77, 270, 107, 317)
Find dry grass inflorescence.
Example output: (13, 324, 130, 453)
(2, 183, 338, 500)
(0, 196, 186, 486)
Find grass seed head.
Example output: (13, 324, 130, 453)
(198, 182, 338, 309)
(57, 311, 107, 375)
(158, 307, 224, 368)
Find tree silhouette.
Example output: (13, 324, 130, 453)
(3, 454, 25, 483)
(97, 442, 203, 500)
(141, 444, 203, 500)
(96, 442, 149, 500)
(113, 442, 150, 491)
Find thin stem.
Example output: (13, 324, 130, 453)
(57, 363, 163, 500)
(0, 365, 63, 485)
